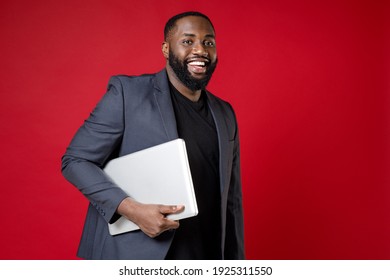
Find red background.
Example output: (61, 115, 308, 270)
(1, 0, 389, 259)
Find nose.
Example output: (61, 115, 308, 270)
(192, 42, 208, 57)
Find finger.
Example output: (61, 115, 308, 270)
(159, 205, 185, 215)
(146, 220, 180, 238)
(162, 219, 180, 230)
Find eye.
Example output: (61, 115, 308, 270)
(182, 40, 193, 45)
(204, 41, 215, 47)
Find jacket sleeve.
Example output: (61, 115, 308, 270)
(224, 111, 245, 259)
(61, 76, 128, 223)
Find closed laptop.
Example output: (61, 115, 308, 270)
(104, 139, 198, 235)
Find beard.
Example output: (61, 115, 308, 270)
(168, 49, 218, 91)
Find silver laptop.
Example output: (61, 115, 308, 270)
(104, 139, 198, 235)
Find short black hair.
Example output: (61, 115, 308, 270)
(164, 11, 215, 40)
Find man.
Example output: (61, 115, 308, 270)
(61, 11, 244, 259)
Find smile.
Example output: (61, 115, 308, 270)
(187, 59, 209, 74)
(188, 61, 206, 66)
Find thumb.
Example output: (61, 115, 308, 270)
(159, 205, 185, 215)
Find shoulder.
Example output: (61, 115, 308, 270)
(106, 69, 168, 96)
(107, 73, 157, 91)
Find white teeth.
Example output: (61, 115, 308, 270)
(188, 61, 205, 66)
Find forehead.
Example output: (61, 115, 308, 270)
(172, 16, 215, 37)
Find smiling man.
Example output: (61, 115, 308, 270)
(62, 11, 245, 260)
(163, 13, 218, 100)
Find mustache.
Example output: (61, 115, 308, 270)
(185, 56, 211, 64)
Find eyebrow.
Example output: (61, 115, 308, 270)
(182, 33, 215, 39)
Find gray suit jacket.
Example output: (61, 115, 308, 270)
(61, 69, 244, 259)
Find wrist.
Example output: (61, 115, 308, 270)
(117, 197, 139, 219)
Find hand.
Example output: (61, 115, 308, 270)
(117, 198, 184, 238)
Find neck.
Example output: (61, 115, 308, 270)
(166, 65, 202, 102)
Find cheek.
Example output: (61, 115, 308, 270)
(210, 51, 217, 63)
(208, 48, 217, 57)
(178, 48, 191, 59)
(170, 47, 189, 60)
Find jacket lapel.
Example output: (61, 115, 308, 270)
(153, 70, 179, 141)
(207, 92, 229, 193)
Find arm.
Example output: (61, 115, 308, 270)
(61, 77, 183, 236)
(61, 76, 128, 223)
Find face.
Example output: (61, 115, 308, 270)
(163, 16, 218, 91)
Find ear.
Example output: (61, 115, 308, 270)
(162, 42, 169, 59)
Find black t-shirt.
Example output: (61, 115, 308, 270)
(165, 84, 222, 259)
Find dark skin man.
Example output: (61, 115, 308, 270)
(117, 15, 217, 238)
